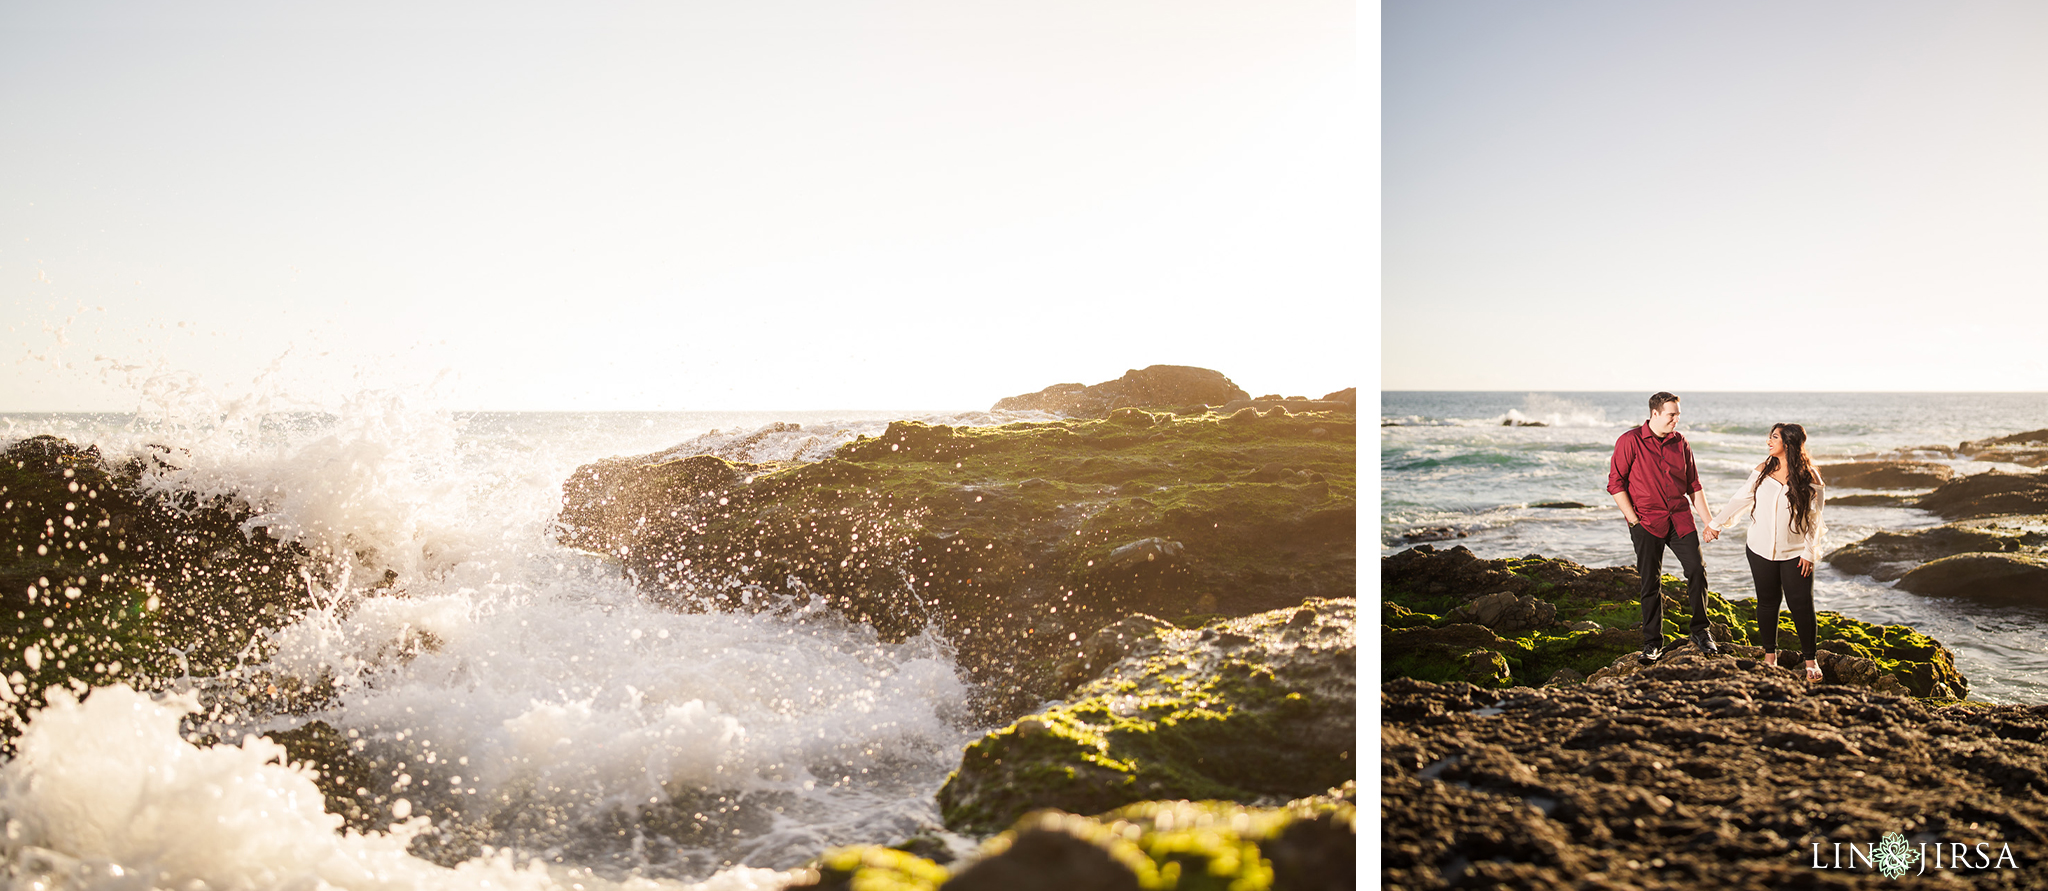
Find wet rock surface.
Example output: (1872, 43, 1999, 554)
(1961, 429, 2048, 455)
(1382, 655, 2048, 889)
(0, 435, 319, 745)
(796, 787, 1356, 891)
(1915, 470, 2048, 520)
(1898, 552, 2048, 604)
(1826, 515, 2048, 582)
(559, 405, 1354, 719)
(935, 599, 1355, 835)
(1817, 460, 1954, 489)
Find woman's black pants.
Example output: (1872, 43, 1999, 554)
(1746, 546, 1817, 662)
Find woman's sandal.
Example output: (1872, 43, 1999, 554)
(1804, 662, 1823, 684)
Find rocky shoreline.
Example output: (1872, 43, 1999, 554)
(1383, 428, 2048, 889)
(557, 365, 1359, 886)
(1383, 656, 2048, 889)
(1383, 545, 1967, 700)
(556, 367, 1355, 721)
(2, 366, 1359, 887)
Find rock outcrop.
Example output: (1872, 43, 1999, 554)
(1817, 460, 1954, 489)
(1383, 656, 2048, 888)
(0, 436, 318, 744)
(558, 409, 1355, 718)
(935, 599, 1355, 834)
(797, 787, 1355, 890)
(1970, 447, 2048, 468)
(1960, 428, 2048, 455)
(1914, 471, 2048, 520)
(1827, 515, 2048, 582)
(990, 365, 1253, 418)
(1898, 552, 2048, 604)
(1383, 545, 1968, 699)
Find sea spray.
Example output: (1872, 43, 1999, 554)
(1, 379, 1017, 883)
(0, 684, 807, 889)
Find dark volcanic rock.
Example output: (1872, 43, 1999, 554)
(558, 412, 1353, 718)
(990, 365, 1252, 417)
(0, 435, 319, 743)
(1960, 428, 2048, 455)
(1897, 552, 2048, 604)
(936, 600, 1355, 834)
(1818, 460, 1955, 489)
(1915, 471, 2048, 520)
(1400, 526, 1465, 543)
(1449, 590, 1557, 636)
(1972, 447, 2048, 468)
(1827, 516, 2048, 582)
(1382, 656, 2048, 889)
(1829, 493, 1919, 507)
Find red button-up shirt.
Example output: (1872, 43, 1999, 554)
(1607, 422, 1702, 538)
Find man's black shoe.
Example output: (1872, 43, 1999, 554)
(1692, 632, 1722, 656)
(1638, 642, 1663, 665)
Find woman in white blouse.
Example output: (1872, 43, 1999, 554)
(1706, 423, 1826, 683)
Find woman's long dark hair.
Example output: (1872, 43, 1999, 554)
(1758, 423, 1819, 535)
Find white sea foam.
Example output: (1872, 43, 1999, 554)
(0, 684, 552, 891)
(642, 410, 1059, 466)
(1, 375, 982, 884)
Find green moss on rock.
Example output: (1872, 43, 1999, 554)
(1383, 545, 1970, 699)
(789, 786, 1355, 890)
(794, 845, 950, 891)
(0, 435, 320, 745)
(936, 600, 1353, 835)
(558, 411, 1354, 717)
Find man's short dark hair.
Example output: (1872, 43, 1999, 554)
(1649, 392, 1680, 414)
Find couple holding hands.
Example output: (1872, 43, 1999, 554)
(1607, 391, 1827, 682)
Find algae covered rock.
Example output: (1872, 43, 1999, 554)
(792, 845, 950, 890)
(0, 435, 318, 743)
(1816, 460, 1954, 489)
(1383, 545, 1969, 699)
(1914, 470, 2048, 519)
(1826, 515, 2048, 581)
(1448, 590, 1556, 635)
(1898, 551, 2048, 605)
(934, 600, 1354, 835)
(557, 409, 1354, 717)
(796, 786, 1354, 891)
(1959, 428, 2048, 455)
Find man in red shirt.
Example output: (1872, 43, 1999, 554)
(1608, 392, 1720, 663)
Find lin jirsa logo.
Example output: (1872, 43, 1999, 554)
(1812, 830, 2019, 879)
(1871, 833, 1920, 880)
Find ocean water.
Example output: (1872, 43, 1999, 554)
(0, 403, 1058, 890)
(1381, 391, 2048, 704)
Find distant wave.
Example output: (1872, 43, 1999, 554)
(646, 409, 1061, 465)
(1381, 394, 1618, 429)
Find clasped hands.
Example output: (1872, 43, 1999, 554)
(1697, 523, 1816, 576)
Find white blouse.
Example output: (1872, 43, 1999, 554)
(1709, 469, 1827, 562)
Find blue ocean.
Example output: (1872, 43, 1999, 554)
(1380, 391, 2048, 704)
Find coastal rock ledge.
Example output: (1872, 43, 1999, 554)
(1383, 657, 2048, 889)
(559, 392, 1354, 718)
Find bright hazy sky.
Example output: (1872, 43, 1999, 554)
(3, 2, 1365, 412)
(1386, 1, 2048, 393)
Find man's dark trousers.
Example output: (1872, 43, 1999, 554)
(1632, 523, 1710, 648)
